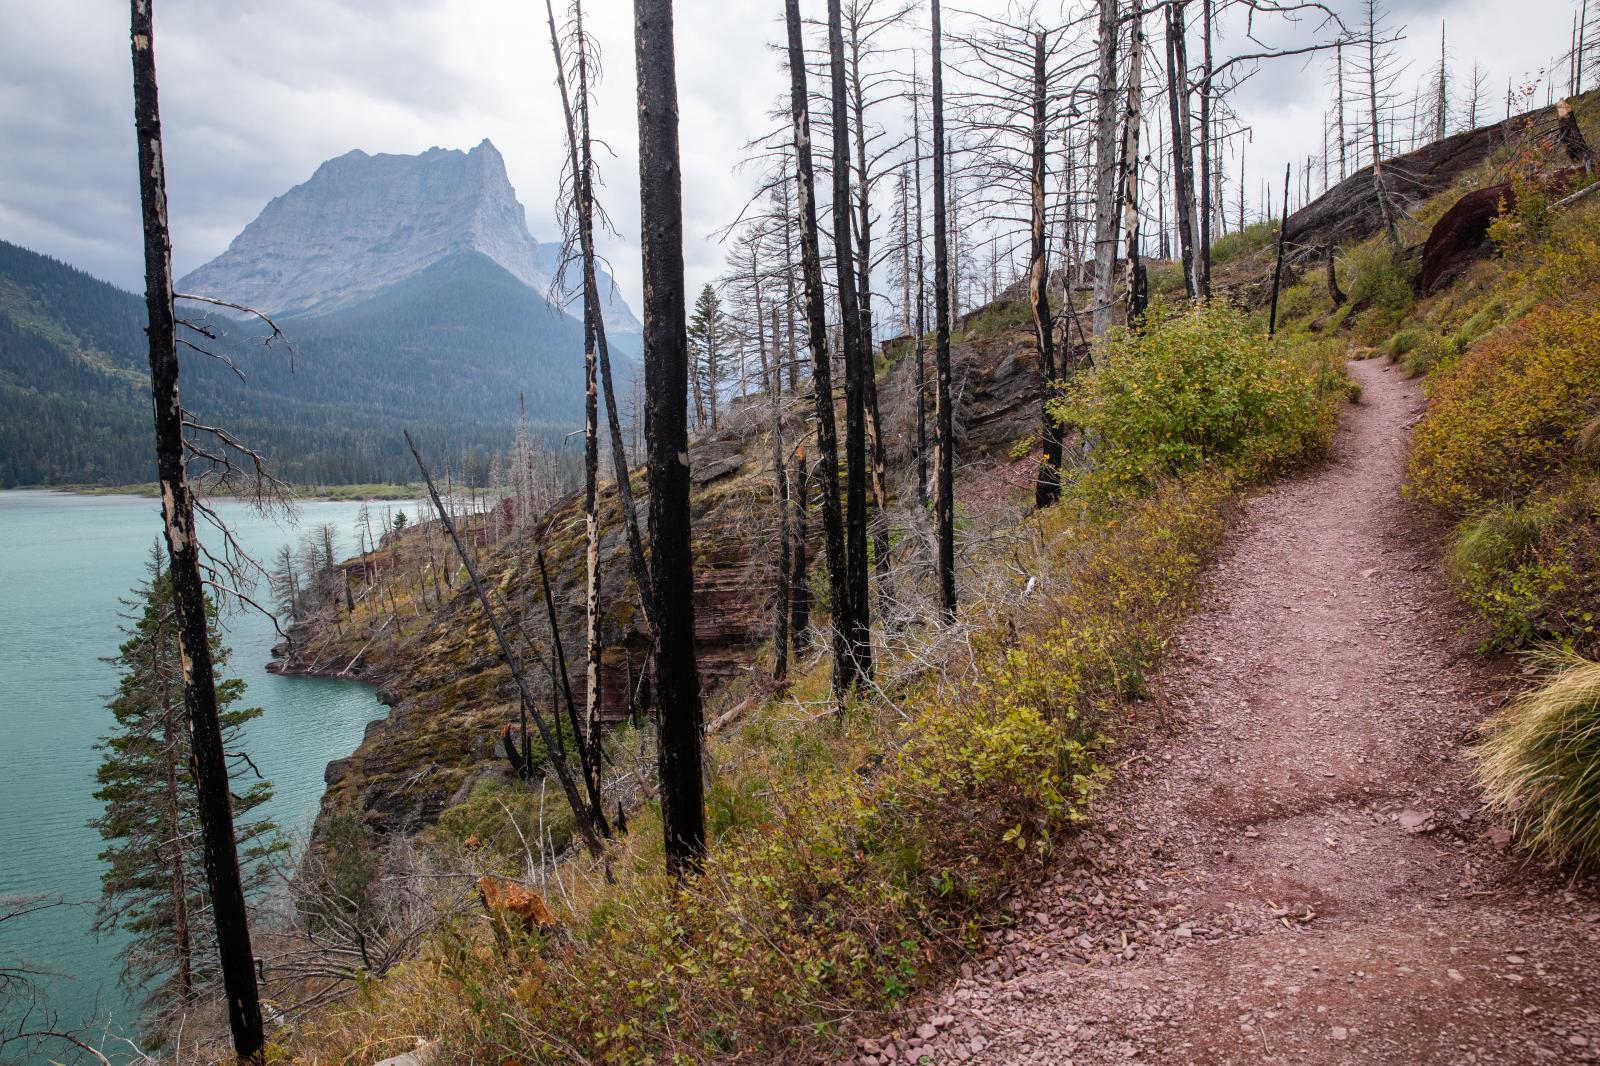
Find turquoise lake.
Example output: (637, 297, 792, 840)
(0, 490, 388, 1049)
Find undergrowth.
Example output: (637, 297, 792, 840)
(279, 302, 1345, 1064)
(1407, 196, 1600, 654)
(1051, 300, 1345, 500)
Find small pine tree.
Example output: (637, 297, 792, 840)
(89, 544, 283, 1042)
(687, 283, 726, 428)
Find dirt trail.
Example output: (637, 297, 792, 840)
(866, 359, 1600, 1065)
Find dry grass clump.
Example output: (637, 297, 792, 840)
(1476, 650, 1600, 871)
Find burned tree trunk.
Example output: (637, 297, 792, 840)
(128, 3, 264, 1059)
(828, 0, 872, 683)
(1121, 0, 1148, 323)
(1197, 0, 1214, 297)
(786, 0, 856, 699)
(912, 76, 930, 505)
(931, 0, 957, 621)
(1029, 30, 1062, 510)
(790, 448, 812, 651)
(545, 0, 657, 638)
(1268, 163, 1292, 337)
(633, 0, 706, 876)
(1090, 0, 1122, 338)
(769, 307, 791, 686)
(1166, 0, 1198, 296)
(845, 15, 894, 628)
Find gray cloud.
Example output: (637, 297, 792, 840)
(0, 0, 1581, 312)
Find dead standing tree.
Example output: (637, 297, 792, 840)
(544, 0, 619, 789)
(827, 0, 874, 684)
(634, 0, 707, 875)
(1089, 0, 1121, 339)
(953, 13, 1072, 507)
(129, 2, 270, 1059)
(1121, 0, 1148, 323)
(785, 0, 856, 700)
(931, 0, 958, 621)
(544, 0, 658, 642)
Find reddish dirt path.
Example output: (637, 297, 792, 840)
(863, 359, 1600, 1065)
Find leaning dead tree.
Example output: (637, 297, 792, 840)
(406, 433, 607, 855)
(544, 0, 657, 641)
(633, 0, 707, 876)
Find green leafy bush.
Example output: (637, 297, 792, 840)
(1209, 219, 1277, 264)
(1344, 245, 1417, 314)
(1408, 303, 1600, 512)
(1449, 480, 1600, 651)
(1476, 649, 1600, 870)
(1052, 301, 1340, 498)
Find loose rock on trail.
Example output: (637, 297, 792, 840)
(862, 358, 1600, 1065)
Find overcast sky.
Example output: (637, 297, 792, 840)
(0, 0, 1581, 314)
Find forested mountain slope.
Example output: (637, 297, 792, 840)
(0, 241, 602, 486)
(1, 141, 643, 488)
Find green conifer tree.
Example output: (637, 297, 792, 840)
(89, 544, 282, 1042)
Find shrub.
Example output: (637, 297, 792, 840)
(291, 474, 1233, 1065)
(1407, 301, 1600, 512)
(1209, 219, 1277, 264)
(1053, 301, 1339, 498)
(1448, 480, 1600, 651)
(1476, 649, 1600, 870)
(1386, 326, 1425, 359)
(1344, 244, 1416, 314)
(1403, 333, 1466, 380)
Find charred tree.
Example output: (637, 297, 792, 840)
(844, 5, 894, 631)
(128, 3, 264, 1059)
(1268, 163, 1292, 337)
(786, 0, 856, 699)
(1165, 0, 1199, 296)
(633, 0, 707, 875)
(912, 73, 930, 505)
(827, 0, 873, 683)
(1028, 29, 1062, 509)
(545, 0, 658, 640)
(931, 0, 957, 621)
(1090, 0, 1122, 338)
(1121, 0, 1147, 324)
(769, 307, 792, 686)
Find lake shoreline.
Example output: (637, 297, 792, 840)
(14, 482, 425, 502)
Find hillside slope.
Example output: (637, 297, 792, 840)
(289, 306, 1042, 835)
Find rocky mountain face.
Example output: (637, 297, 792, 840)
(178, 139, 639, 339)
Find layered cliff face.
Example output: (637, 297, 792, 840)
(177, 139, 640, 339)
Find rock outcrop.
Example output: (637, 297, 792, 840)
(1284, 99, 1579, 263)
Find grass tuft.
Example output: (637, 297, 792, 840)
(1476, 649, 1600, 871)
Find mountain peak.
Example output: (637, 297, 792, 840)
(177, 142, 639, 336)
